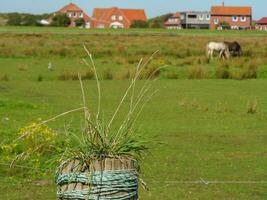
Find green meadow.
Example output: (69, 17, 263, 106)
(0, 27, 267, 199)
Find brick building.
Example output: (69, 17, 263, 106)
(91, 7, 147, 28)
(256, 17, 267, 31)
(55, 3, 91, 28)
(164, 12, 182, 29)
(210, 4, 252, 30)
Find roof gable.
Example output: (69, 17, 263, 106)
(211, 6, 252, 16)
(173, 12, 181, 18)
(59, 3, 83, 12)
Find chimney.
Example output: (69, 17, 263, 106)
(222, 1, 225, 6)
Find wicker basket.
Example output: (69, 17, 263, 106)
(56, 157, 138, 200)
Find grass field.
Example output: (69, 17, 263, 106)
(0, 26, 267, 199)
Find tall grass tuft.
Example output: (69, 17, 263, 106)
(1, 74, 9, 81)
(230, 61, 258, 80)
(139, 65, 162, 80)
(102, 68, 114, 80)
(114, 67, 133, 80)
(188, 66, 206, 79)
(164, 71, 179, 79)
(216, 62, 230, 79)
(82, 69, 94, 80)
(58, 69, 94, 81)
(37, 74, 43, 82)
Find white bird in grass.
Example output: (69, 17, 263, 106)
(48, 62, 53, 71)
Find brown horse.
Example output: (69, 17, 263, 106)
(224, 41, 242, 57)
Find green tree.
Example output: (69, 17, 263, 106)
(150, 20, 162, 28)
(22, 14, 39, 26)
(7, 13, 22, 26)
(148, 13, 173, 28)
(51, 14, 71, 27)
(75, 18, 85, 27)
(130, 20, 149, 28)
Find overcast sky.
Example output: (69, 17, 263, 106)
(0, 0, 265, 19)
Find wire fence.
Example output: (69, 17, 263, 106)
(0, 162, 266, 186)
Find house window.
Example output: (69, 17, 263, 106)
(240, 16, 246, 22)
(206, 14, 210, 20)
(232, 16, 238, 22)
(214, 18, 219, 25)
(188, 14, 197, 19)
(80, 13, 84, 18)
(199, 14, 204, 20)
(68, 13, 72, 18)
(73, 12, 77, 18)
(118, 16, 123, 21)
(111, 15, 116, 20)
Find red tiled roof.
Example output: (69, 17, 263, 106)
(211, 6, 252, 16)
(92, 8, 113, 21)
(92, 7, 147, 22)
(121, 9, 147, 22)
(59, 3, 83, 12)
(173, 12, 181, 18)
(57, 3, 91, 22)
(256, 17, 267, 25)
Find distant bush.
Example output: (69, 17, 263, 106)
(149, 20, 162, 28)
(6, 13, 22, 26)
(6, 13, 49, 26)
(216, 21, 230, 30)
(130, 20, 149, 28)
(21, 14, 39, 26)
(148, 13, 172, 28)
(51, 14, 71, 27)
(75, 18, 85, 27)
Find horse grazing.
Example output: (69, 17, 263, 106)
(224, 41, 242, 57)
(206, 42, 230, 60)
